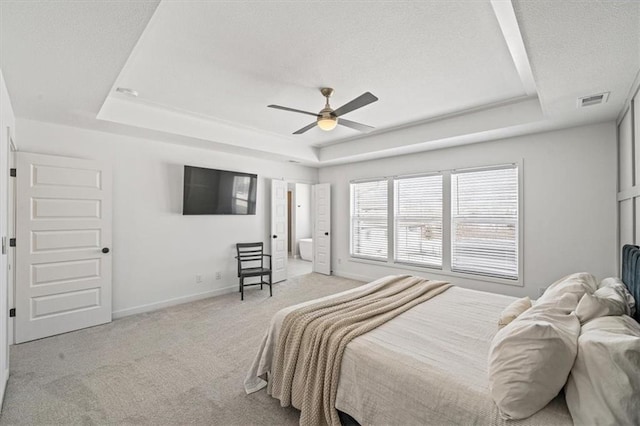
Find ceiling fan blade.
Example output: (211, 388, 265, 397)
(332, 92, 378, 117)
(338, 118, 375, 133)
(268, 105, 319, 118)
(293, 122, 317, 135)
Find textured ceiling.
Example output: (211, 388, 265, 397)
(110, 0, 526, 146)
(1, 1, 639, 166)
(0, 0, 160, 127)
(513, 0, 640, 121)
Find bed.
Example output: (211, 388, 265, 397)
(245, 245, 640, 425)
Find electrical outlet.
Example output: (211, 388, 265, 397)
(195, 274, 203, 284)
(215, 272, 222, 280)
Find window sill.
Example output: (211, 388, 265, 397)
(348, 257, 523, 287)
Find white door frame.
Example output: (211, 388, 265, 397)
(0, 127, 13, 404)
(7, 137, 15, 350)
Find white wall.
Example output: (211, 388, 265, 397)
(0, 69, 16, 403)
(294, 183, 311, 256)
(11, 118, 619, 313)
(319, 122, 618, 298)
(16, 119, 318, 317)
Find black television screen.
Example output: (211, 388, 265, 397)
(183, 166, 257, 215)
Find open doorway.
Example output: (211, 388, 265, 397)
(286, 182, 312, 278)
(287, 190, 292, 255)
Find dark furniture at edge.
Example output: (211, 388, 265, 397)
(236, 242, 272, 301)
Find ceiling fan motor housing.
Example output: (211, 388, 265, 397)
(320, 88, 337, 121)
(319, 107, 336, 120)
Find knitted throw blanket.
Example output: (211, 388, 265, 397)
(268, 275, 452, 426)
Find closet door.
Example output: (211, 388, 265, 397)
(15, 152, 112, 343)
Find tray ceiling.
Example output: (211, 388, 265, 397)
(1, 0, 638, 166)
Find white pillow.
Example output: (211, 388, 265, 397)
(575, 287, 629, 324)
(599, 277, 636, 316)
(565, 315, 640, 426)
(498, 297, 532, 329)
(537, 272, 597, 305)
(488, 293, 581, 420)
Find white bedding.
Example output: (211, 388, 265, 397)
(245, 277, 573, 425)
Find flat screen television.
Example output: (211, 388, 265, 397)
(183, 166, 257, 215)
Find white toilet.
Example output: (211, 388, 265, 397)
(298, 238, 313, 261)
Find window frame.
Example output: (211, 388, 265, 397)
(350, 178, 391, 262)
(393, 172, 444, 269)
(348, 162, 523, 287)
(450, 164, 520, 281)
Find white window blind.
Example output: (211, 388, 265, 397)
(451, 166, 519, 280)
(394, 174, 443, 267)
(351, 180, 388, 260)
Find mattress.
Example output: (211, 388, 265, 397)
(245, 277, 573, 426)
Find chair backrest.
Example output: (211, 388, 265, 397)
(236, 242, 264, 276)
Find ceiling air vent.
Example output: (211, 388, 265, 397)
(577, 92, 609, 108)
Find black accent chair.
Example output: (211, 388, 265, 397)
(235, 242, 272, 301)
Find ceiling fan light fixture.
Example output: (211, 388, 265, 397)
(317, 116, 338, 131)
(268, 87, 377, 135)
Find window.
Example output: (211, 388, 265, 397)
(351, 180, 388, 260)
(451, 166, 518, 280)
(394, 174, 443, 267)
(349, 164, 520, 283)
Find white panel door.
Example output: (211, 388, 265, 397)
(271, 179, 288, 283)
(313, 183, 331, 275)
(15, 152, 112, 343)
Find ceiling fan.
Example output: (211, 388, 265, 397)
(268, 88, 378, 135)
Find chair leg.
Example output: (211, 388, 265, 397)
(260, 276, 263, 290)
(269, 273, 273, 297)
(241, 277, 244, 301)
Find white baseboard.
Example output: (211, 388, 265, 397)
(112, 285, 238, 319)
(332, 270, 373, 283)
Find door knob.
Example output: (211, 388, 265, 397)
(324, 232, 329, 236)
(102, 247, 110, 254)
(272, 235, 277, 239)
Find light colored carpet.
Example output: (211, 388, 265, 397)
(0, 273, 363, 425)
